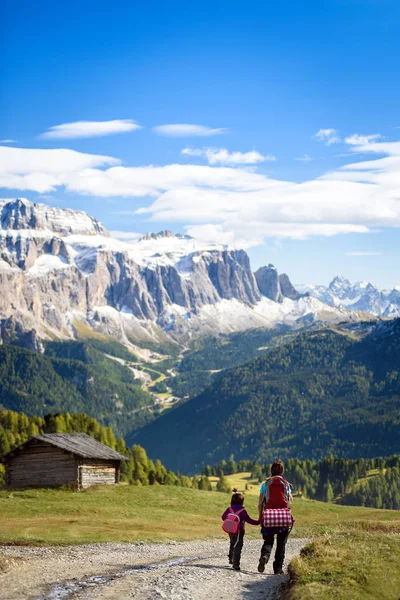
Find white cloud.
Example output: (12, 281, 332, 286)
(110, 230, 142, 242)
(181, 147, 275, 165)
(295, 154, 312, 162)
(0, 139, 16, 144)
(343, 140, 400, 157)
(313, 128, 341, 146)
(39, 119, 141, 140)
(0, 146, 118, 193)
(1, 138, 400, 247)
(345, 251, 383, 256)
(186, 222, 367, 247)
(185, 224, 264, 249)
(345, 133, 382, 146)
(152, 124, 227, 137)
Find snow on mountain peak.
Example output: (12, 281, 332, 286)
(128, 230, 229, 268)
(138, 230, 193, 242)
(300, 275, 400, 317)
(329, 275, 351, 289)
(0, 198, 107, 237)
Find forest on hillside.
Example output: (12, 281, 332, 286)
(135, 323, 400, 472)
(169, 327, 291, 399)
(1, 409, 399, 509)
(204, 455, 400, 510)
(0, 341, 156, 437)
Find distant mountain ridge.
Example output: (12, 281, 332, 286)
(0, 198, 373, 349)
(297, 276, 400, 317)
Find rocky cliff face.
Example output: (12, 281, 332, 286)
(0, 199, 373, 347)
(254, 265, 303, 303)
(279, 273, 302, 301)
(255, 264, 282, 302)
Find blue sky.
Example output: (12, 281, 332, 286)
(1, 0, 400, 287)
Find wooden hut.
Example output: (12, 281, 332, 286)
(1, 433, 129, 489)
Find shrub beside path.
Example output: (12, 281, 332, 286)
(1, 538, 308, 600)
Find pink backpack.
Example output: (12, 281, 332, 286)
(222, 508, 245, 534)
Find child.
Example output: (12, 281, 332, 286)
(257, 460, 293, 575)
(221, 488, 259, 571)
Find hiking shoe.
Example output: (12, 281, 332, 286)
(258, 556, 267, 573)
(232, 565, 241, 571)
(274, 568, 284, 575)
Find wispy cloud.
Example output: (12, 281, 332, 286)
(0, 139, 17, 144)
(153, 124, 227, 137)
(345, 133, 382, 146)
(181, 147, 275, 165)
(295, 154, 312, 162)
(313, 128, 341, 146)
(39, 119, 141, 140)
(345, 251, 383, 256)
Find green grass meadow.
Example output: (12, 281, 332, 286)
(286, 531, 400, 600)
(0, 485, 230, 545)
(0, 475, 399, 599)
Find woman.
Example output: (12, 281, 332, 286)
(257, 460, 293, 575)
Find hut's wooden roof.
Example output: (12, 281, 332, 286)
(1, 433, 129, 461)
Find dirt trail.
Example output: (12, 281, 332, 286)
(0, 538, 307, 600)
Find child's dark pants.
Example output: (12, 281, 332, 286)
(228, 532, 244, 567)
(260, 530, 289, 573)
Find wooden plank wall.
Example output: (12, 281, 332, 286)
(6, 441, 77, 488)
(78, 459, 118, 488)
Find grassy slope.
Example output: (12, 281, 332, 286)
(287, 532, 400, 600)
(0, 482, 399, 544)
(0, 485, 232, 545)
(1, 483, 399, 598)
(1, 476, 399, 598)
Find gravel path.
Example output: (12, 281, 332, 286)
(0, 538, 308, 600)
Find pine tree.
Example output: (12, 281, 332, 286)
(198, 475, 212, 491)
(323, 480, 334, 502)
(216, 475, 231, 493)
(227, 456, 237, 475)
(0, 430, 10, 455)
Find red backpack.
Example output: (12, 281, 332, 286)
(222, 508, 245, 535)
(264, 476, 291, 509)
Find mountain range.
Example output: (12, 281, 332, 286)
(0, 198, 372, 350)
(297, 276, 400, 318)
(0, 198, 399, 471)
